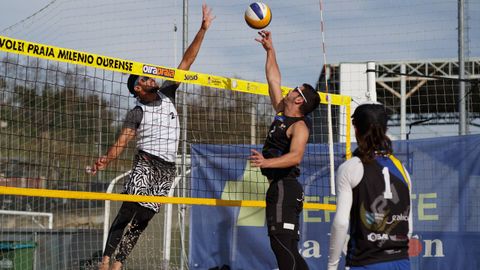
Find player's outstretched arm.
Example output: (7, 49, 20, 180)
(255, 30, 283, 113)
(177, 3, 215, 72)
(89, 128, 136, 175)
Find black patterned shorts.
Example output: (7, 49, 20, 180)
(266, 178, 304, 237)
(124, 150, 176, 213)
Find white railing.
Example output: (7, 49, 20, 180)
(0, 210, 53, 229)
(102, 170, 131, 250)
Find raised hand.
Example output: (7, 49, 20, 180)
(201, 2, 215, 31)
(255, 30, 273, 51)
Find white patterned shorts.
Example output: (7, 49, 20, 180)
(124, 150, 176, 213)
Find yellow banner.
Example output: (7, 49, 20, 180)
(0, 186, 336, 210)
(0, 35, 349, 106)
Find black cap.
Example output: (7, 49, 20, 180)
(300, 84, 321, 115)
(352, 103, 388, 132)
(127, 74, 139, 96)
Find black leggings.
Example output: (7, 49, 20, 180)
(103, 201, 156, 263)
(270, 234, 309, 270)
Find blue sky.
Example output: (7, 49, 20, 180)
(1, 0, 479, 140)
(0, 1, 51, 31)
(1, 0, 479, 88)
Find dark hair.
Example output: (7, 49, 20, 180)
(299, 83, 320, 115)
(127, 74, 139, 97)
(352, 103, 392, 163)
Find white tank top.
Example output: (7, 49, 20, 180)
(135, 92, 179, 162)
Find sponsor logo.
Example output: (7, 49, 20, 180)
(246, 83, 258, 91)
(142, 65, 175, 78)
(207, 76, 223, 87)
(283, 223, 295, 230)
(387, 213, 409, 224)
(367, 232, 389, 242)
(184, 74, 198, 81)
(364, 209, 385, 226)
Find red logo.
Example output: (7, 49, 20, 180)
(408, 237, 423, 257)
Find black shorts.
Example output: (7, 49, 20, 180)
(266, 178, 304, 237)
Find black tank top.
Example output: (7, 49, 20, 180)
(347, 155, 411, 266)
(261, 114, 309, 180)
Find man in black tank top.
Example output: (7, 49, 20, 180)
(328, 103, 413, 270)
(250, 30, 320, 270)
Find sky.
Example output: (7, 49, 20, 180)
(0, 0, 479, 140)
(0, 0, 52, 31)
(1, 0, 478, 89)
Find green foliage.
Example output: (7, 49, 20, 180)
(183, 84, 272, 147)
(0, 57, 122, 190)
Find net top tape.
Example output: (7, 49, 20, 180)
(0, 35, 350, 107)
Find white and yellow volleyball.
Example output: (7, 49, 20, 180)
(244, 2, 272, 29)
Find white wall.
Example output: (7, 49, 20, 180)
(339, 62, 377, 143)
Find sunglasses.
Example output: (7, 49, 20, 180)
(134, 76, 151, 87)
(293, 86, 307, 103)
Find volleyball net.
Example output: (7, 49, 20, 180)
(0, 36, 351, 269)
(0, 35, 351, 205)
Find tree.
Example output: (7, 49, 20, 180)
(0, 57, 119, 190)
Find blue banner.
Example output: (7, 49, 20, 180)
(189, 135, 480, 270)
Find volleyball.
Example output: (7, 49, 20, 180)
(244, 2, 272, 29)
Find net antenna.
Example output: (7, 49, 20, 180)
(319, 0, 336, 195)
